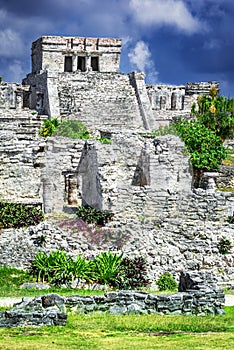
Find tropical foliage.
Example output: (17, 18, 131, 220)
(174, 88, 234, 171)
(30, 250, 150, 289)
(0, 202, 44, 229)
(30, 250, 124, 287)
(175, 119, 227, 171)
(112, 256, 150, 290)
(77, 205, 114, 225)
(39, 118, 60, 137)
(53, 119, 90, 139)
(90, 251, 123, 285)
(191, 89, 234, 140)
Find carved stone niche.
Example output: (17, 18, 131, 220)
(64, 172, 81, 206)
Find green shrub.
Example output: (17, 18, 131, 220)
(39, 118, 60, 137)
(191, 92, 234, 140)
(0, 76, 2, 83)
(0, 202, 44, 229)
(227, 215, 234, 224)
(53, 119, 90, 139)
(30, 250, 92, 285)
(77, 205, 114, 225)
(111, 256, 150, 290)
(174, 119, 227, 171)
(218, 237, 232, 254)
(91, 252, 123, 285)
(30, 250, 123, 287)
(156, 272, 177, 291)
(174, 90, 234, 172)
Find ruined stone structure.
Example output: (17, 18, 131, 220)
(22, 35, 218, 130)
(0, 273, 225, 327)
(0, 294, 67, 328)
(0, 36, 233, 286)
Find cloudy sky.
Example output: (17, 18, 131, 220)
(0, 0, 234, 96)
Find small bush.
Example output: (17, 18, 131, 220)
(77, 205, 114, 225)
(30, 250, 122, 287)
(0, 202, 44, 229)
(156, 272, 177, 291)
(227, 216, 234, 224)
(30, 250, 92, 285)
(39, 118, 60, 137)
(218, 237, 232, 254)
(111, 256, 150, 290)
(174, 119, 227, 171)
(53, 119, 90, 139)
(91, 252, 123, 285)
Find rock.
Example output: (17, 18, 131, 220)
(20, 283, 50, 290)
(0, 294, 66, 328)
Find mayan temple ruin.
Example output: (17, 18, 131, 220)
(0, 36, 233, 287)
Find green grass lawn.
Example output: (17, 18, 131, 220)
(0, 308, 234, 349)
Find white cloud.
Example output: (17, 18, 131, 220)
(0, 29, 24, 57)
(128, 41, 159, 83)
(129, 0, 202, 34)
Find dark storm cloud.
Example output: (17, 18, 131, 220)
(0, 0, 234, 96)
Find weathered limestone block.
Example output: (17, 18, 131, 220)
(0, 294, 66, 328)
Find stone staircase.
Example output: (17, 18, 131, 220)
(58, 72, 144, 131)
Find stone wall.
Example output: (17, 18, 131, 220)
(0, 108, 47, 204)
(0, 83, 29, 110)
(0, 211, 233, 287)
(0, 294, 66, 328)
(0, 129, 233, 285)
(57, 72, 146, 131)
(0, 273, 225, 328)
(31, 36, 122, 74)
(66, 272, 224, 316)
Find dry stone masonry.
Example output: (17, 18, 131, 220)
(0, 294, 67, 328)
(65, 272, 224, 316)
(0, 35, 233, 287)
(0, 272, 225, 328)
